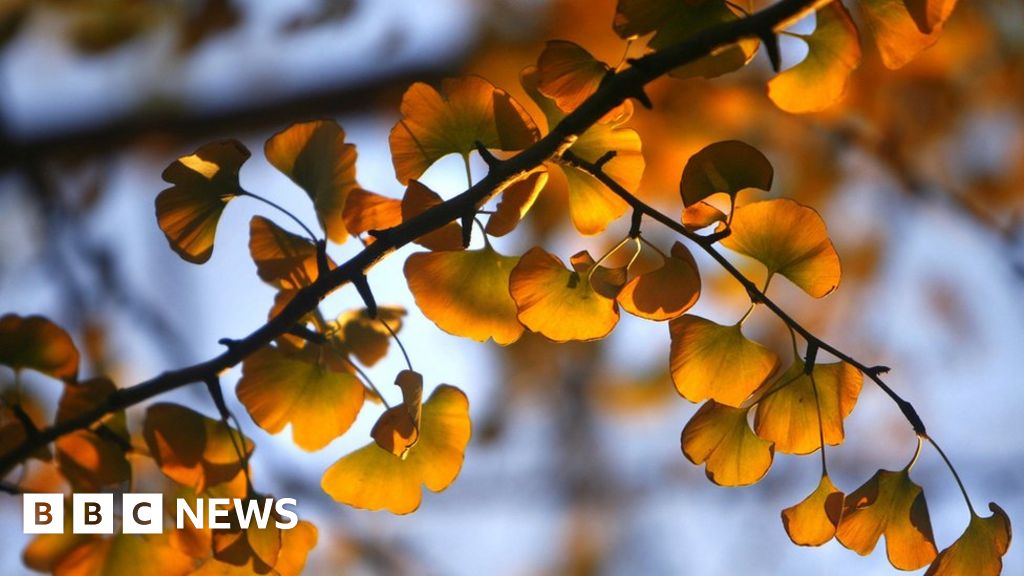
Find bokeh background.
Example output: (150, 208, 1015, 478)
(1, 0, 1022, 574)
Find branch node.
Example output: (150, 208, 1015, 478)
(315, 239, 330, 279)
(203, 376, 231, 422)
(760, 30, 782, 73)
(474, 141, 501, 169)
(218, 338, 240, 351)
(460, 212, 474, 248)
(629, 209, 643, 238)
(353, 275, 378, 318)
(868, 365, 891, 376)
(803, 342, 819, 374)
(701, 227, 732, 244)
(631, 86, 653, 109)
(286, 325, 327, 345)
(595, 150, 617, 170)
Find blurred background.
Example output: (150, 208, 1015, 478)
(0, 0, 1022, 574)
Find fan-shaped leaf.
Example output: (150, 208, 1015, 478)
(56, 429, 130, 492)
(782, 474, 846, 546)
(679, 140, 773, 207)
(682, 201, 727, 231)
(859, 0, 942, 70)
(925, 503, 1011, 576)
(905, 0, 958, 35)
(0, 314, 79, 381)
(681, 400, 774, 486)
(56, 378, 115, 424)
(401, 180, 465, 251)
(371, 370, 424, 458)
(537, 40, 626, 120)
(332, 306, 406, 367)
(342, 188, 402, 240)
(485, 169, 548, 237)
(618, 241, 701, 321)
(249, 216, 333, 290)
(51, 534, 192, 576)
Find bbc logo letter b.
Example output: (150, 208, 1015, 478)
(23, 494, 64, 534)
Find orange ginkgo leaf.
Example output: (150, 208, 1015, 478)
(237, 345, 364, 452)
(248, 215, 335, 291)
(536, 40, 627, 121)
(613, 0, 759, 79)
(156, 139, 249, 264)
(681, 400, 774, 487)
(22, 513, 87, 573)
(404, 247, 524, 345)
(669, 314, 780, 407)
(401, 180, 465, 251)
(836, 469, 938, 570)
(905, 0, 958, 34)
(679, 140, 773, 207)
(389, 76, 539, 184)
(341, 188, 402, 240)
(768, 2, 861, 114)
(925, 503, 1011, 576)
(195, 520, 317, 576)
(859, 0, 943, 70)
(0, 314, 79, 381)
(322, 384, 471, 515)
(370, 370, 424, 458)
(264, 120, 358, 244)
(143, 403, 253, 494)
(721, 198, 842, 298)
(509, 248, 623, 342)
(618, 241, 701, 321)
(56, 377, 115, 424)
(682, 201, 727, 231)
(332, 306, 406, 367)
(485, 169, 548, 237)
(56, 429, 131, 492)
(51, 534, 193, 576)
(754, 360, 863, 455)
(782, 474, 846, 546)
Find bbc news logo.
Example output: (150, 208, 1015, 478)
(23, 493, 298, 534)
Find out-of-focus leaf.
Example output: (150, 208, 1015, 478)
(486, 169, 548, 237)
(905, 0, 958, 34)
(782, 474, 846, 546)
(56, 377, 115, 424)
(52, 534, 192, 576)
(156, 140, 249, 264)
(0, 0, 28, 48)
(341, 188, 402, 239)
(679, 140, 773, 207)
(249, 216, 333, 290)
(56, 429, 130, 492)
(322, 384, 471, 514)
(332, 306, 406, 367)
(370, 370, 423, 458)
(669, 314, 779, 407)
(537, 40, 626, 120)
(682, 400, 774, 486)
(721, 198, 841, 298)
(836, 469, 938, 570)
(22, 513, 87, 573)
(859, 0, 942, 69)
(401, 180, 465, 251)
(618, 241, 701, 321)
(0, 314, 79, 381)
(237, 345, 364, 452)
(265, 120, 358, 244)
(389, 76, 539, 184)
(925, 503, 1011, 576)
(768, 2, 861, 114)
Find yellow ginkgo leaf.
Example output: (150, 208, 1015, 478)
(669, 314, 780, 407)
(402, 180, 465, 251)
(536, 40, 627, 121)
(905, 0, 958, 34)
(782, 474, 846, 546)
(682, 201, 726, 231)
(211, 520, 280, 571)
(237, 345, 365, 452)
(322, 384, 471, 515)
(22, 513, 85, 573)
(341, 188, 402, 240)
(618, 241, 701, 321)
(0, 314, 79, 381)
(156, 140, 249, 264)
(264, 120, 358, 244)
(56, 429, 130, 492)
(485, 169, 548, 237)
(681, 400, 774, 486)
(859, 0, 943, 70)
(679, 140, 773, 207)
(189, 519, 316, 576)
(332, 306, 406, 367)
(371, 370, 424, 458)
(721, 198, 842, 298)
(143, 403, 253, 494)
(509, 248, 621, 342)
(925, 503, 1011, 576)
(249, 216, 333, 291)
(836, 469, 938, 570)
(53, 534, 193, 576)
(389, 76, 539, 184)
(404, 246, 524, 345)
(768, 2, 861, 114)
(754, 360, 863, 454)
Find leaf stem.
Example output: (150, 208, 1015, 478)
(906, 435, 924, 472)
(926, 435, 977, 516)
(589, 236, 632, 284)
(380, 317, 413, 372)
(808, 370, 828, 476)
(240, 190, 319, 243)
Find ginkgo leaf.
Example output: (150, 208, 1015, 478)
(613, 0, 759, 79)
(211, 518, 281, 571)
(404, 247, 524, 345)
(264, 120, 358, 244)
(618, 241, 701, 321)
(485, 169, 548, 237)
(682, 201, 727, 231)
(509, 248, 622, 342)
(56, 377, 115, 424)
(782, 474, 846, 546)
(0, 314, 79, 381)
(754, 360, 863, 454)
(679, 140, 773, 207)
(249, 216, 333, 290)
(721, 198, 842, 298)
(52, 534, 193, 576)
(904, 0, 957, 35)
(341, 188, 402, 239)
(22, 513, 84, 573)
(195, 519, 316, 576)
(681, 400, 774, 486)
(143, 403, 253, 494)
(536, 40, 626, 120)
(836, 469, 938, 570)
(389, 76, 539, 184)
(332, 306, 406, 367)
(156, 140, 249, 264)
(322, 384, 471, 514)
(237, 345, 364, 452)
(859, 0, 942, 70)
(924, 503, 1011, 576)
(56, 429, 131, 492)
(768, 2, 861, 114)
(402, 180, 465, 251)
(669, 314, 780, 407)
(371, 370, 424, 458)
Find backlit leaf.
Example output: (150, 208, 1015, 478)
(682, 201, 726, 231)
(52, 534, 192, 576)
(836, 469, 938, 570)
(264, 120, 358, 244)
(56, 377, 115, 424)
(485, 169, 548, 237)
(768, 2, 861, 114)
(249, 216, 333, 290)
(782, 474, 845, 546)
(721, 198, 841, 298)
(341, 188, 402, 240)
(679, 140, 773, 207)
(681, 400, 774, 486)
(0, 314, 79, 381)
(509, 248, 622, 342)
(905, 0, 958, 34)
(618, 241, 701, 321)
(925, 503, 1011, 576)
(537, 40, 625, 120)
(156, 140, 249, 264)
(371, 370, 424, 458)
(859, 0, 942, 69)
(389, 76, 539, 184)
(56, 429, 130, 492)
(332, 306, 406, 367)
(404, 247, 524, 345)
(237, 345, 364, 452)
(322, 384, 471, 514)
(754, 360, 863, 454)
(401, 180, 465, 251)
(669, 314, 780, 407)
